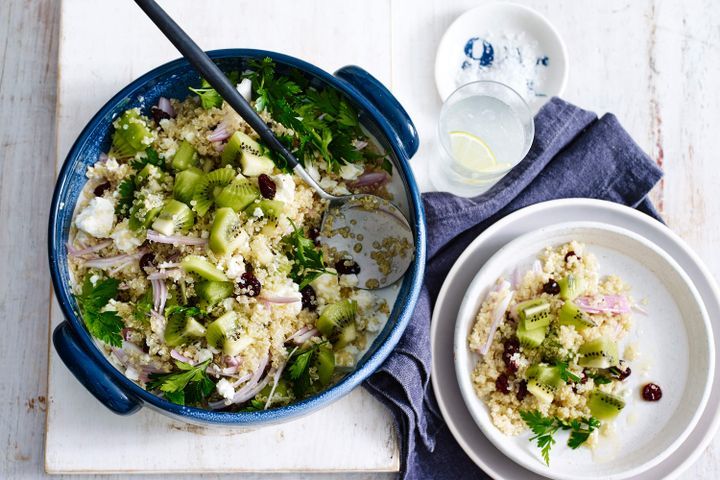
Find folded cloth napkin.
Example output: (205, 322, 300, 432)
(363, 98, 664, 479)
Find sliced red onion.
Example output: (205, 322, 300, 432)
(237, 78, 252, 101)
(532, 260, 542, 273)
(122, 340, 144, 355)
(221, 365, 239, 375)
(150, 279, 168, 314)
(209, 355, 269, 409)
(293, 328, 319, 345)
(265, 350, 295, 410)
(157, 97, 175, 118)
(82, 250, 146, 269)
(225, 355, 240, 367)
(230, 372, 253, 388)
(170, 349, 195, 365)
(146, 269, 180, 280)
(232, 371, 272, 405)
(350, 171, 389, 188)
(575, 295, 630, 314)
(207, 121, 230, 142)
(352, 139, 368, 151)
(146, 230, 208, 246)
(511, 267, 524, 289)
(67, 239, 112, 257)
(258, 294, 302, 304)
(122, 328, 133, 341)
(478, 287, 515, 355)
(157, 262, 181, 269)
(285, 325, 312, 343)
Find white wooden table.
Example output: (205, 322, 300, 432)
(2, 0, 720, 478)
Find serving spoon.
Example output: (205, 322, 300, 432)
(134, 0, 414, 289)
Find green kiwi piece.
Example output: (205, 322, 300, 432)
(195, 280, 233, 305)
(128, 204, 162, 231)
(244, 199, 285, 219)
(215, 181, 259, 212)
(316, 300, 358, 340)
(173, 167, 204, 204)
(314, 345, 335, 386)
(180, 255, 229, 282)
(209, 207, 245, 256)
(111, 109, 153, 158)
(525, 364, 563, 403)
(587, 390, 625, 420)
(205, 311, 238, 348)
(151, 199, 195, 236)
(135, 163, 161, 185)
(172, 140, 197, 171)
(558, 301, 596, 329)
(517, 299, 552, 331)
(578, 337, 619, 368)
(223, 331, 253, 356)
(221, 131, 262, 165)
(516, 321, 547, 348)
(335, 323, 357, 349)
(192, 167, 236, 216)
(164, 311, 206, 347)
(558, 274, 586, 300)
(240, 150, 275, 177)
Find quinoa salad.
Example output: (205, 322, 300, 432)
(468, 241, 657, 465)
(67, 58, 396, 411)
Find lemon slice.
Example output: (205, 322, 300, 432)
(449, 131, 499, 172)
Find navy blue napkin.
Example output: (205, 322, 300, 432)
(363, 98, 663, 479)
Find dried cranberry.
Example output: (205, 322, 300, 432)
(139, 253, 155, 270)
(504, 338, 520, 354)
(238, 272, 261, 297)
(495, 373, 511, 394)
(609, 361, 632, 381)
(506, 359, 519, 374)
(258, 174, 276, 199)
(93, 181, 111, 197)
(516, 380, 529, 401)
(579, 370, 589, 384)
(542, 279, 561, 295)
(565, 251, 580, 262)
(308, 227, 320, 241)
(335, 258, 361, 275)
(300, 285, 318, 311)
(642, 383, 662, 401)
(244, 262, 254, 274)
(151, 106, 171, 123)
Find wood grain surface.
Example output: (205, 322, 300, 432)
(1, 0, 719, 478)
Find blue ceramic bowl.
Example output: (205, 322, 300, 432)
(49, 49, 426, 425)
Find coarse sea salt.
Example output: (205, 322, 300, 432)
(456, 31, 549, 103)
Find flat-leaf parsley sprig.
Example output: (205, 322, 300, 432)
(74, 275, 124, 348)
(520, 410, 601, 465)
(146, 359, 215, 406)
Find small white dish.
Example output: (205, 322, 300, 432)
(431, 200, 720, 479)
(452, 222, 714, 479)
(435, 2, 568, 113)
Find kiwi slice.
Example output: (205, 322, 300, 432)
(180, 255, 229, 282)
(558, 301, 596, 329)
(316, 300, 358, 340)
(516, 321, 547, 348)
(172, 140, 197, 171)
(335, 323, 357, 349)
(578, 337, 619, 368)
(517, 299, 552, 331)
(314, 345, 335, 386)
(196, 280, 233, 305)
(221, 131, 262, 165)
(558, 274, 585, 300)
(164, 311, 206, 347)
(205, 311, 238, 348)
(525, 364, 563, 403)
(136, 163, 161, 185)
(244, 199, 285, 219)
(173, 167, 204, 204)
(223, 331, 253, 356)
(240, 150, 275, 177)
(215, 181, 259, 212)
(209, 207, 245, 256)
(111, 108, 153, 158)
(192, 167, 236, 216)
(128, 204, 161, 231)
(151, 199, 195, 236)
(587, 390, 625, 420)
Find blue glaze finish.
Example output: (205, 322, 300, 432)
(49, 49, 426, 426)
(334, 66, 419, 159)
(464, 37, 494, 67)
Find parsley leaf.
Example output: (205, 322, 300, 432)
(283, 220, 332, 289)
(74, 276, 124, 347)
(555, 361, 582, 383)
(285, 342, 326, 397)
(116, 177, 136, 218)
(146, 359, 214, 406)
(130, 147, 164, 171)
(586, 371, 612, 385)
(133, 289, 153, 323)
(520, 410, 600, 465)
(189, 73, 240, 110)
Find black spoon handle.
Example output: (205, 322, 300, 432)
(134, 0, 299, 170)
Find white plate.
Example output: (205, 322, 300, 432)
(430, 199, 720, 480)
(434, 2, 568, 113)
(452, 222, 713, 479)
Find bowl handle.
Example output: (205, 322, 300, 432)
(334, 65, 419, 159)
(53, 321, 142, 415)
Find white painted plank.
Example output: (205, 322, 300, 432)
(47, 0, 398, 474)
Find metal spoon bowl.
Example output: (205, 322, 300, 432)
(135, 0, 415, 289)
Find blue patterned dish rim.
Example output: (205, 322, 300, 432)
(48, 49, 426, 425)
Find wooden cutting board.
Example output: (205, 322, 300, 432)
(47, 0, 399, 474)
